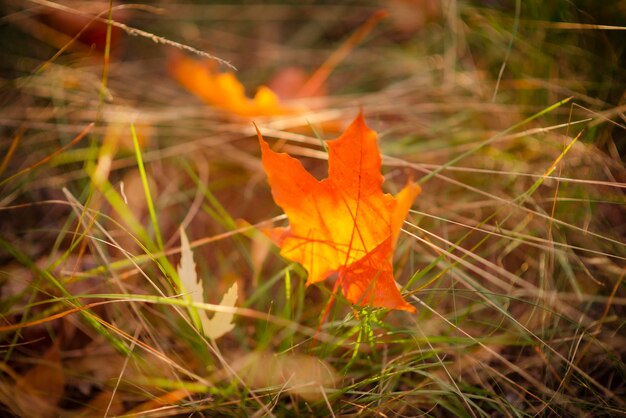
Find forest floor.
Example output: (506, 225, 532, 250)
(0, 1, 625, 417)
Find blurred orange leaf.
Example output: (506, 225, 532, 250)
(169, 54, 294, 117)
(258, 112, 419, 312)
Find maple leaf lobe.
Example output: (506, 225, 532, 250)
(169, 54, 291, 117)
(258, 113, 419, 312)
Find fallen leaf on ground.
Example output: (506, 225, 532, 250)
(178, 227, 238, 339)
(73, 390, 124, 417)
(233, 351, 338, 401)
(203, 280, 238, 340)
(258, 112, 419, 312)
(37, 1, 128, 53)
(169, 54, 294, 117)
(15, 342, 65, 418)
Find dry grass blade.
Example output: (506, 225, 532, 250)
(26, 0, 235, 69)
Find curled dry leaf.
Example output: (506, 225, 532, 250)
(169, 54, 294, 117)
(258, 112, 419, 312)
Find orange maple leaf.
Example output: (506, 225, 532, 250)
(169, 54, 293, 117)
(258, 112, 420, 312)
